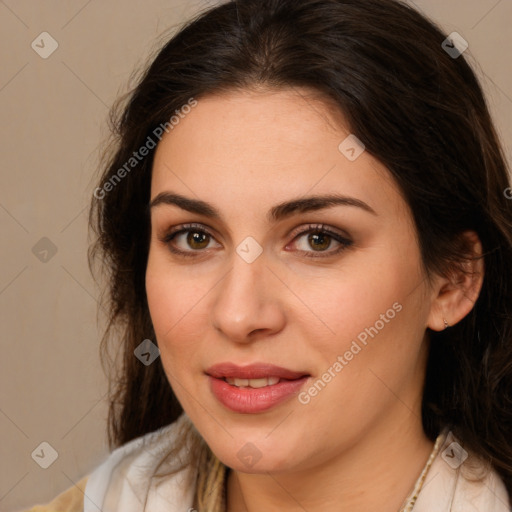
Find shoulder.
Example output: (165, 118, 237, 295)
(22, 477, 88, 512)
(84, 412, 197, 511)
(414, 430, 511, 512)
(22, 415, 193, 512)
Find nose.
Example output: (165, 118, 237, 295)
(211, 249, 286, 344)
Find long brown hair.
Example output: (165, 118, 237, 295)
(89, 0, 512, 502)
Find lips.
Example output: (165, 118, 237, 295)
(205, 362, 309, 380)
(205, 362, 310, 413)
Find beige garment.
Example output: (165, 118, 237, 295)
(413, 430, 510, 512)
(21, 427, 511, 512)
(22, 477, 88, 512)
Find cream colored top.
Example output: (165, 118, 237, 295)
(23, 414, 511, 512)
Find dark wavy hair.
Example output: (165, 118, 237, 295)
(89, 0, 512, 499)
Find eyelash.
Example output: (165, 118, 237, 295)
(158, 223, 353, 259)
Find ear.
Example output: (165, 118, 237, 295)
(426, 230, 485, 332)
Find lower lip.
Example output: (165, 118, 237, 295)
(208, 375, 309, 413)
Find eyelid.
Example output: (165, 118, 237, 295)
(158, 223, 221, 244)
(158, 222, 353, 258)
(285, 223, 353, 258)
(157, 223, 220, 259)
(287, 223, 351, 242)
(159, 222, 217, 240)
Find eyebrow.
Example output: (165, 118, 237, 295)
(149, 191, 378, 222)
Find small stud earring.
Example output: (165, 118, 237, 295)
(443, 318, 450, 329)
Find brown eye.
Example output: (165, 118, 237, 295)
(186, 231, 210, 250)
(160, 223, 221, 257)
(288, 224, 353, 258)
(307, 232, 333, 251)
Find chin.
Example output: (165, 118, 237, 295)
(210, 443, 300, 474)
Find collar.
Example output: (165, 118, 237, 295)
(84, 417, 510, 512)
(84, 413, 197, 512)
(406, 429, 510, 511)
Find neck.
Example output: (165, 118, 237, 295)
(226, 414, 435, 512)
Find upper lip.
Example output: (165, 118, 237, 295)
(206, 362, 309, 380)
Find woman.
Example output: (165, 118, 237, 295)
(26, 0, 512, 510)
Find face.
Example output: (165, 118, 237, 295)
(146, 87, 435, 474)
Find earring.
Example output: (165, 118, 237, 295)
(443, 318, 450, 329)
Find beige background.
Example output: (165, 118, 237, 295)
(0, 0, 510, 510)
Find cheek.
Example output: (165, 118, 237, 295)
(300, 268, 427, 420)
(146, 267, 211, 410)
(293, 246, 426, 396)
(145, 256, 209, 363)
(291, 258, 414, 350)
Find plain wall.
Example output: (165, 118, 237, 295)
(0, 0, 510, 510)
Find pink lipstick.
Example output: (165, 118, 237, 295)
(206, 362, 310, 413)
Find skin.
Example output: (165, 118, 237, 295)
(145, 87, 484, 511)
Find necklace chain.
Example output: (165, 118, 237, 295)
(398, 431, 446, 512)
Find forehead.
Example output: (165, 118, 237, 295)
(153, 87, 346, 177)
(150, 87, 409, 223)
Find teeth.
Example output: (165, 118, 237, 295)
(225, 376, 281, 388)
